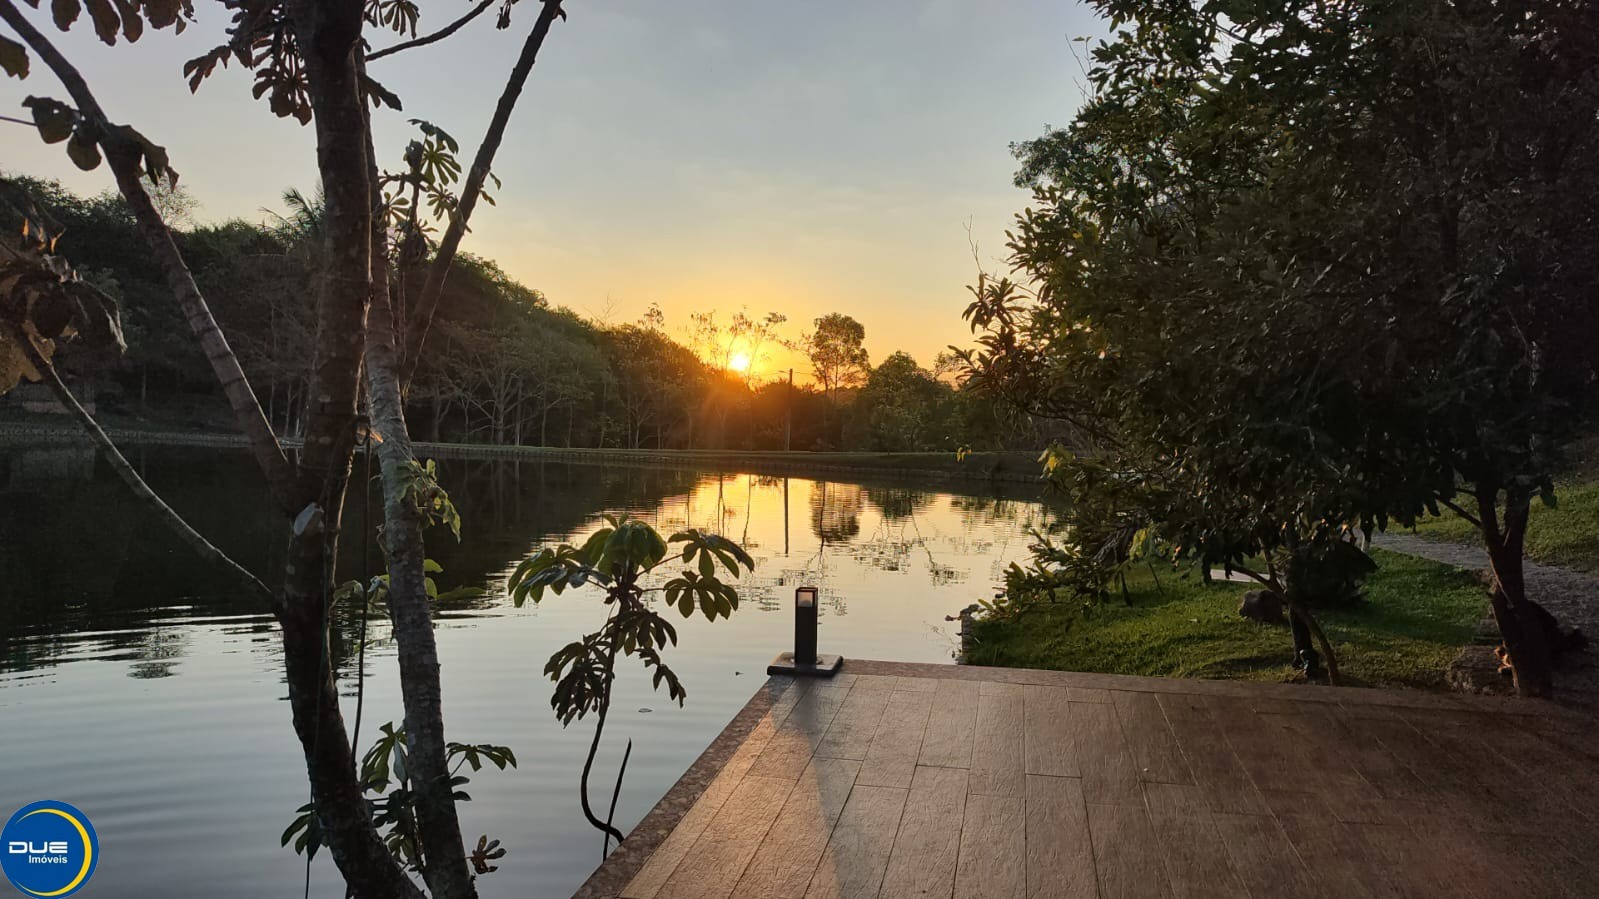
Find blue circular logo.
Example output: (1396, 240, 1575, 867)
(1, 801, 99, 897)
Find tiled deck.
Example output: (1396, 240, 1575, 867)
(575, 660, 1599, 899)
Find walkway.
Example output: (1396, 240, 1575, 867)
(574, 660, 1598, 899)
(1374, 533, 1599, 706)
(1374, 533, 1599, 640)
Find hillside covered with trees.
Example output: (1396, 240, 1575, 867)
(3, 176, 1044, 454)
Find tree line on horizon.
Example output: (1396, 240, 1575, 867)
(3, 176, 1049, 455)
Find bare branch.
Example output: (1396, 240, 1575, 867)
(401, 0, 565, 387)
(1436, 496, 1484, 531)
(367, 0, 494, 61)
(1228, 563, 1280, 592)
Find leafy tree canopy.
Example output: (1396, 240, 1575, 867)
(963, 0, 1599, 690)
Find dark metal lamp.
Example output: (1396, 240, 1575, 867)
(767, 586, 843, 677)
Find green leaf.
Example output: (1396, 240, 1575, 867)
(579, 528, 612, 564)
(362, 73, 403, 111)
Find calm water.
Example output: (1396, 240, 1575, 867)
(0, 444, 1056, 897)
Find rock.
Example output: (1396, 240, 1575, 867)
(1238, 589, 1286, 625)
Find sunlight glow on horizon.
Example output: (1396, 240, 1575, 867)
(0, 1, 1100, 371)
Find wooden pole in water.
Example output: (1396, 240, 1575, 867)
(785, 368, 793, 451)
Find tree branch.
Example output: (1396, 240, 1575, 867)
(1229, 562, 1279, 592)
(7, 323, 273, 601)
(1436, 495, 1483, 530)
(367, 0, 494, 61)
(400, 0, 565, 387)
(0, 0, 297, 510)
(1228, 561, 1341, 685)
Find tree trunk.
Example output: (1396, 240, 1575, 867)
(288, 0, 369, 502)
(1282, 597, 1338, 684)
(361, 92, 479, 899)
(280, 535, 425, 899)
(514, 384, 525, 446)
(281, 3, 438, 892)
(1478, 488, 1555, 697)
(401, 0, 566, 384)
(0, 5, 411, 892)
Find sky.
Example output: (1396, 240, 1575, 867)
(2, 1, 1103, 382)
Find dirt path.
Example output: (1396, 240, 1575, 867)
(1374, 533, 1598, 711)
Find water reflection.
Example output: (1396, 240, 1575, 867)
(810, 481, 864, 543)
(865, 486, 934, 522)
(0, 442, 1057, 898)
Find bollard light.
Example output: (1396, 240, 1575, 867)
(767, 585, 843, 677)
(794, 586, 818, 664)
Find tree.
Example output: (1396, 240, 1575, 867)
(606, 324, 700, 449)
(1, 1, 570, 895)
(804, 312, 870, 402)
(846, 352, 955, 452)
(508, 518, 753, 846)
(964, 0, 1599, 694)
(124, 180, 197, 228)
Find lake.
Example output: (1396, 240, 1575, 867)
(0, 443, 1057, 898)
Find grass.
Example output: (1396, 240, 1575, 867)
(965, 549, 1488, 689)
(1410, 477, 1599, 573)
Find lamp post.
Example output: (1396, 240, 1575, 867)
(767, 585, 842, 677)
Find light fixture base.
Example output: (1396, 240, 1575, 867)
(767, 652, 844, 678)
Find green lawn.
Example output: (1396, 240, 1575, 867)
(965, 549, 1487, 689)
(1410, 478, 1599, 573)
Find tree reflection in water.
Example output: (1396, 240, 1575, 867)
(852, 487, 968, 586)
(810, 481, 863, 544)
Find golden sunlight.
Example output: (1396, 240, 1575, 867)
(727, 352, 752, 374)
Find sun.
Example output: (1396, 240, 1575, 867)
(727, 352, 752, 374)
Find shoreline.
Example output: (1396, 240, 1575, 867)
(0, 421, 1045, 485)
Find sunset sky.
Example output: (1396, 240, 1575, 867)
(2, 1, 1102, 381)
